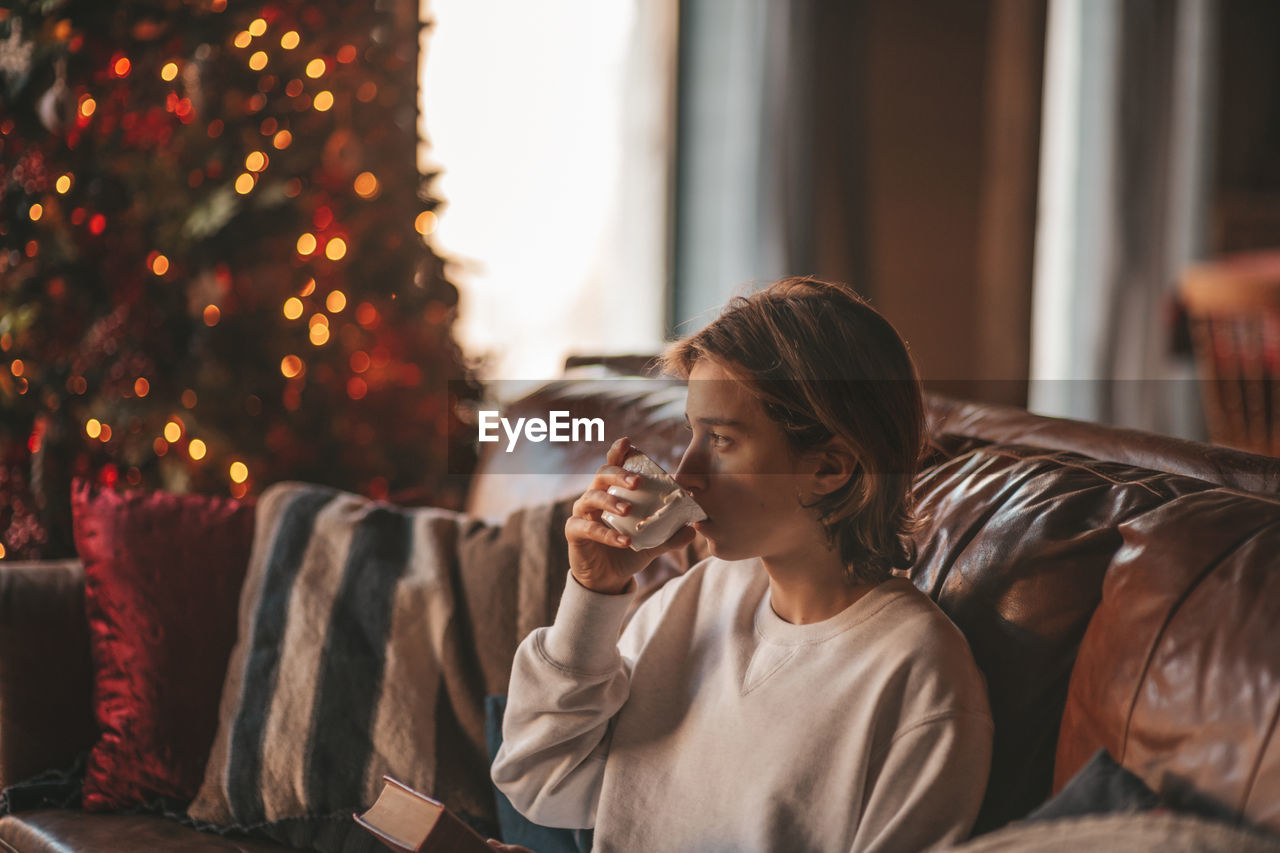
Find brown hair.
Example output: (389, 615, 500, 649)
(660, 276, 924, 585)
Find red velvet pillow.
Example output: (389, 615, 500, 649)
(71, 479, 255, 810)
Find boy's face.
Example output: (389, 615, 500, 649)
(674, 358, 821, 564)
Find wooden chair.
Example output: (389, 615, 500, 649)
(1181, 250, 1280, 457)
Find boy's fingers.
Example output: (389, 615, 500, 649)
(607, 436, 632, 466)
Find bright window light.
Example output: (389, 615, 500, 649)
(420, 0, 676, 381)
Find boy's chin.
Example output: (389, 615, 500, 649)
(701, 537, 748, 562)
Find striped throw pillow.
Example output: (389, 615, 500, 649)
(187, 482, 575, 851)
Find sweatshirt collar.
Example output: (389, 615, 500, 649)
(755, 576, 916, 646)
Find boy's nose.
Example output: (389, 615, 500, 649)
(673, 442, 708, 494)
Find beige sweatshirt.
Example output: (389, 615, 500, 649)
(492, 558, 993, 852)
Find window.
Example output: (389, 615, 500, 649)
(420, 0, 677, 381)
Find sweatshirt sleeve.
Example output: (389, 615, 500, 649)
(852, 710, 994, 852)
(490, 573, 643, 829)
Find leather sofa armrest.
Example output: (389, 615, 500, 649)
(0, 561, 96, 790)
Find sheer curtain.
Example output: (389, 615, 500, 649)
(1030, 0, 1216, 436)
(419, 0, 677, 382)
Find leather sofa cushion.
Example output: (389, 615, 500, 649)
(0, 810, 291, 852)
(910, 437, 1220, 832)
(1056, 488, 1280, 834)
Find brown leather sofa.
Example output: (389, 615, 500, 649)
(2, 377, 1279, 850)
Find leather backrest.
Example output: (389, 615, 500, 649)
(925, 392, 1280, 494)
(909, 437, 1227, 831)
(0, 560, 96, 789)
(1054, 488, 1280, 832)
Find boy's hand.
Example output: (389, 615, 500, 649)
(566, 437, 696, 595)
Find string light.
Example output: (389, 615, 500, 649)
(151, 254, 170, 275)
(134, 377, 150, 397)
(280, 355, 303, 378)
(245, 151, 267, 171)
(234, 31, 252, 49)
(235, 172, 255, 194)
(299, 278, 316, 297)
(273, 129, 292, 149)
(86, 418, 102, 439)
(164, 419, 183, 442)
(203, 305, 221, 326)
(10, 359, 24, 377)
(113, 56, 132, 77)
(249, 51, 268, 71)
(80, 97, 97, 117)
(154, 437, 168, 457)
(229, 461, 249, 483)
(326, 290, 347, 312)
(336, 45, 357, 64)
(305, 58, 326, 78)
(313, 90, 334, 111)
(354, 172, 378, 198)
(296, 233, 317, 255)
(248, 17, 268, 37)
(350, 351, 371, 373)
(189, 439, 207, 461)
(161, 61, 179, 82)
(283, 297, 304, 320)
(414, 210, 437, 236)
(281, 31, 300, 50)
(99, 424, 112, 442)
(325, 236, 347, 260)
(347, 377, 368, 400)
(28, 204, 43, 222)
(56, 175, 72, 193)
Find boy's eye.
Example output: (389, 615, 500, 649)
(708, 432, 731, 448)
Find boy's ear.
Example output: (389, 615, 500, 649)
(807, 439, 858, 497)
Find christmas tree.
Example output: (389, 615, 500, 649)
(0, 0, 478, 559)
